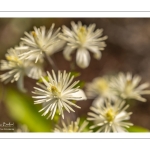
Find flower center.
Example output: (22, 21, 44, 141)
(77, 26, 87, 45)
(96, 78, 109, 94)
(105, 109, 115, 122)
(6, 55, 22, 65)
(123, 79, 133, 97)
(32, 31, 44, 50)
(48, 85, 61, 98)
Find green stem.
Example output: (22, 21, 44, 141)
(17, 74, 27, 93)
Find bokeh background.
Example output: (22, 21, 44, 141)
(0, 18, 150, 132)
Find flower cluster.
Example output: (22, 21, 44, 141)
(85, 72, 150, 132)
(1, 20, 150, 133)
(86, 72, 150, 104)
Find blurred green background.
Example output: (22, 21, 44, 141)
(0, 18, 150, 132)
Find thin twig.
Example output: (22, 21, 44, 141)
(43, 52, 58, 72)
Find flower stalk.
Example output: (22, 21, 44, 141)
(43, 51, 58, 72)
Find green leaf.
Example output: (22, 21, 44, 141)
(74, 81, 85, 89)
(127, 125, 149, 132)
(70, 71, 81, 78)
(38, 76, 49, 83)
(4, 87, 51, 132)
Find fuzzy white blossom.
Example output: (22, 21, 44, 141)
(87, 99, 133, 132)
(32, 70, 87, 120)
(110, 72, 150, 102)
(0, 46, 44, 92)
(60, 21, 108, 68)
(0, 46, 44, 81)
(19, 25, 60, 63)
(0, 47, 26, 84)
(86, 76, 117, 106)
(54, 118, 89, 132)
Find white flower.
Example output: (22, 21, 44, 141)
(86, 76, 117, 106)
(110, 72, 150, 102)
(54, 118, 89, 132)
(0, 46, 44, 92)
(60, 21, 108, 68)
(0, 47, 26, 84)
(0, 46, 44, 81)
(32, 70, 87, 120)
(20, 25, 60, 63)
(87, 99, 133, 132)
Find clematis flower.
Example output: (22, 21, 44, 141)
(60, 21, 108, 68)
(32, 70, 87, 119)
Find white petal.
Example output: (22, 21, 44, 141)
(46, 40, 66, 56)
(25, 64, 43, 80)
(115, 126, 127, 132)
(76, 48, 90, 68)
(70, 89, 87, 100)
(115, 111, 130, 121)
(63, 46, 76, 61)
(92, 97, 105, 107)
(88, 46, 102, 59)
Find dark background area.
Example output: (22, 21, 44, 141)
(0, 18, 150, 131)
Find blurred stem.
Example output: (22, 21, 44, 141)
(0, 84, 5, 103)
(70, 62, 76, 71)
(17, 74, 27, 93)
(43, 52, 58, 72)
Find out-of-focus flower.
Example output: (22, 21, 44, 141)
(60, 21, 108, 68)
(87, 99, 133, 132)
(86, 76, 117, 106)
(45, 40, 66, 56)
(25, 58, 45, 80)
(32, 70, 87, 120)
(54, 118, 89, 132)
(0, 47, 27, 84)
(20, 25, 60, 63)
(0, 46, 44, 92)
(110, 72, 150, 102)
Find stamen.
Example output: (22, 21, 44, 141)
(77, 26, 87, 44)
(32, 31, 37, 37)
(105, 109, 115, 122)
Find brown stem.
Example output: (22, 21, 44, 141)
(43, 52, 58, 72)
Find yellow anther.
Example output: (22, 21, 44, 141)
(51, 86, 58, 93)
(79, 27, 86, 34)
(105, 109, 115, 122)
(48, 86, 61, 97)
(6, 55, 21, 64)
(126, 80, 132, 85)
(32, 31, 37, 37)
(31, 31, 43, 49)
